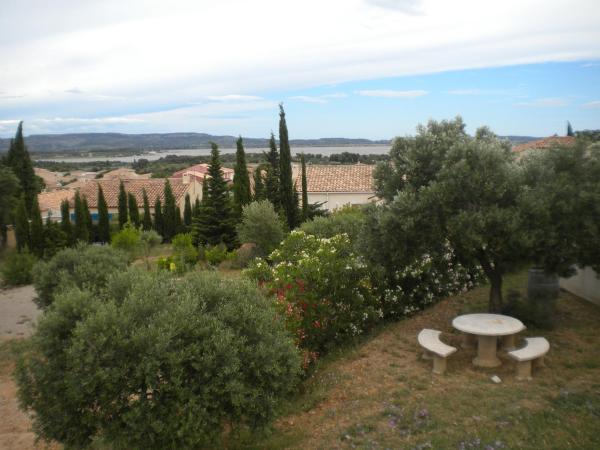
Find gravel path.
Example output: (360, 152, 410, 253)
(0, 286, 40, 341)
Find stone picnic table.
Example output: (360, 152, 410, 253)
(452, 313, 526, 368)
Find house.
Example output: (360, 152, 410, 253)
(37, 189, 75, 221)
(294, 164, 377, 211)
(74, 177, 202, 221)
(171, 163, 234, 184)
(512, 136, 576, 156)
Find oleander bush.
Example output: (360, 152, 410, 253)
(299, 205, 366, 245)
(16, 269, 301, 449)
(0, 249, 36, 286)
(32, 243, 128, 308)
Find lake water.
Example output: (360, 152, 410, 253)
(34, 145, 391, 163)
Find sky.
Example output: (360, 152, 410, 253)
(1, 0, 599, 139)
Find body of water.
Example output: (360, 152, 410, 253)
(34, 145, 391, 163)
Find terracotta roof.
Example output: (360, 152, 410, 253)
(512, 136, 576, 153)
(101, 168, 151, 180)
(74, 178, 188, 208)
(172, 163, 234, 181)
(37, 190, 75, 212)
(295, 164, 375, 193)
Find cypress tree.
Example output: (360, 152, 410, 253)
(567, 121, 574, 137)
(183, 193, 192, 231)
(73, 191, 89, 243)
(142, 189, 152, 231)
(82, 196, 93, 242)
(153, 198, 164, 238)
(5, 122, 39, 211)
(128, 193, 140, 228)
(233, 136, 251, 215)
(300, 153, 308, 221)
(191, 181, 209, 247)
(29, 195, 44, 257)
(97, 185, 110, 243)
(253, 166, 265, 201)
(60, 199, 72, 245)
(162, 180, 177, 241)
(278, 104, 298, 229)
(264, 132, 281, 209)
(14, 196, 30, 251)
(175, 206, 183, 234)
(43, 216, 67, 258)
(118, 181, 128, 229)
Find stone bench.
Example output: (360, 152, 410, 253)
(508, 337, 550, 380)
(418, 329, 457, 374)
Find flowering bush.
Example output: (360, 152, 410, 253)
(245, 230, 381, 364)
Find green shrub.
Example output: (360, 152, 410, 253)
(205, 244, 234, 266)
(0, 250, 36, 286)
(16, 269, 301, 449)
(171, 233, 198, 272)
(32, 243, 128, 308)
(245, 230, 380, 365)
(237, 200, 286, 257)
(300, 205, 366, 244)
(110, 224, 141, 260)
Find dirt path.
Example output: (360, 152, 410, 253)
(0, 286, 40, 341)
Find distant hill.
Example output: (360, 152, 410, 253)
(0, 132, 540, 154)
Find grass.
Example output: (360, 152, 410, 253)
(227, 270, 600, 449)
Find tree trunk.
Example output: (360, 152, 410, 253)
(489, 271, 503, 313)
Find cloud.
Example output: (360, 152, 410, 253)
(365, 0, 423, 14)
(515, 97, 569, 108)
(289, 93, 347, 103)
(446, 88, 518, 96)
(357, 89, 428, 98)
(204, 94, 263, 102)
(581, 62, 600, 67)
(583, 100, 600, 108)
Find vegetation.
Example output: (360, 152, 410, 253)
(162, 179, 178, 241)
(3, 122, 39, 211)
(127, 192, 140, 227)
(97, 185, 110, 243)
(28, 195, 44, 258)
(237, 200, 286, 258)
(118, 180, 128, 229)
(111, 224, 142, 260)
(300, 153, 308, 220)
(0, 249, 36, 286)
(278, 104, 299, 229)
(171, 232, 198, 272)
(233, 136, 251, 215)
(0, 165, 20, 245)
(264, 133, 281, 212)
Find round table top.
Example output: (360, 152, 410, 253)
(452, 313, 526, 336)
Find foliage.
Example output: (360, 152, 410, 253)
(29, 196, 45, 257)
(60, 199, 72, 245)
(252, 165, 266, 201)
(245, 230, 380, 363)
(32, 243, 128, 308)
(111, 224, 141, 260)
(42, 218, 68, 259)
(153, 197, 163, 236)
(82, 196, 93, 242)
(4, 122, 39, 211)
(300, 206, 366, 245)
(0, 165, 20, 245)
(141, 188, 153, 231)
(300, 153, 308, 220)
(162, 179, 178, 241)
(118, 181, 128, 229)
(14, 196, 30, 251)
(0, 249, 36, 286)
(204, 244, 235, 266)
(171, 233, 199, 272)
(73, 191, 89, 243)
(16, 269, 301, 449)
(127, 192, 140, 228)
(183, 193, 192, 230)
(139, 229, 162, 269)
(278, 104, 299, 228)
(156, 255, 176, 271)
(237, 200, 286, 257)
(97, 185, 110, 243)
(233, 136, 252, 215)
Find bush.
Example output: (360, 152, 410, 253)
(16, 269, 301, 449)
(237, 200, 286, 257)
(245, 230, 380, 365)
(205, 244, 235, 266)
(32, 243, 128, 308)
(300, 205, 366, 244)
(0, 250, 36, 286)
(171, 233, 198, 272)
(110, 224, 141, 260)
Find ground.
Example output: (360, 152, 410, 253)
(0, 286, 39, 341)
(1, 272, 599, 449)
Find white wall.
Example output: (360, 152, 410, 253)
(307, 192, 376, 211)
(560, 267, 600, 306)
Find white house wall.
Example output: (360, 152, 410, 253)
(307, 192, 376, 211)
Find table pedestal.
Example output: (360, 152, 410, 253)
(461, 333, 478, 349)
(473, 335, 501, 368)
(500, 334, 517, 351)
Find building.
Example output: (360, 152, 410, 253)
(37, 189, 75, 221)
(171, 163, 234, 184)
(512, 136, 576, 157)
(294, 164, 377, 211)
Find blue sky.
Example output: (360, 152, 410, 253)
(1, 0, 599, 139)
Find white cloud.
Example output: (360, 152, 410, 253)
(365, 0, 423, 14)
(289, 93, 347, 103)
(446, 88, 519, 96)
(581, 62, 600, 67)
(357, 89, 428, 98)
(583, 100, 600, 108)
(514, 97, 569, 107)
(204, 95, 263, 102)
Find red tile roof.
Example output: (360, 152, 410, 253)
(75, 178, 188, 209)
(38, 190, 74, 212)
(294, 164, 375, 193)
(172, 163, 234, 181)
(512, 136, 576, 153)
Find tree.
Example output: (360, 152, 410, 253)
(60, 200, 72, 245)
(567, 121, 574, 137)
(153, 198, 164, 237)
(233, 136, 251, 215)
(252, 166, 265, 201)
(162, 180, 178, 241)
(5, 122, 39, 211)
(237, 200, 285, 257)
(118, 181, 128, 229)
(368, 121, 526, 312)
(278, 104, 299, 228)
(14, 196, 30, 251)
(141, 189, 152, 231)
(264, 133, 281, 209)
(175, 206, 183, 234)
(29, 195, 45, 258)
(191, 182, 209, 247)
(140, 229, 161, 269)
(183, 193, 192, 231)
(43, 217, 67, 258)
(128, 193, 140, 228)
(300, 153, 308, 221)
(0, 165, 20, 245)
(97, 186, 110, 243)
(73, 191, 89, 243)
(82, 197, 93, 243)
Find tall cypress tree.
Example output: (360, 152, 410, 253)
(300, 153, 308, 221)
(128, 193, 140, 228)
(29, 195, 44, 257)
(162, 180, 177, 241)
(82, 196, 93, 243)
(183, 193, 192, 231)
(14, 196, 30, 251)
(60, 199, 72, 245)
(191, 181, 209, 247)
(118, 181, 128, 229)
(233, 136, 251, 215)
(278, 104, 298, 228)
(264, 132, 281, 210)
(73, 191, 89, 243)
(142, 189, 152, 231)
(97, 185, 110, 243)
(567, 121, 574, 137)
(5, 122, 39, 211)
(175, 206, 183, 234)
(253, 166, 265, 201)
(153, 198, 164, 238)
